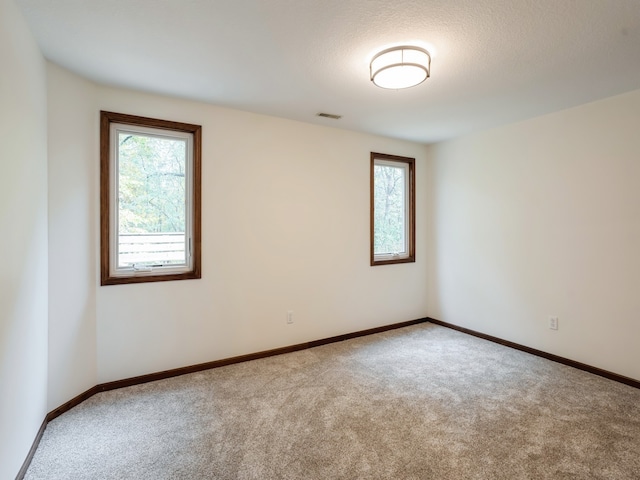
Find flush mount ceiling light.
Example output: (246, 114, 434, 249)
(370, 46, 431, 89)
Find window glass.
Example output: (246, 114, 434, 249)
(116, 129, 188, 269)
(371, 153, 415, 265)
(373, 161, 408, 256)
(100, 111, 201, 285)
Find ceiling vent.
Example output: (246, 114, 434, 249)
(316, 112, 342, 120)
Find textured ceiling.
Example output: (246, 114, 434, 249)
(15, 0, 640, 144)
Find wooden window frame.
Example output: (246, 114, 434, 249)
(100, 111, 202, 285)
(370, 152, 415, 266)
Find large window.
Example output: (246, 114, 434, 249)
(100, 111, 201, 285)
(370, 152, 415, 266)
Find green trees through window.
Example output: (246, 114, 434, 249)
(117, 133, 187, 268)
(100, 111, 202, 285)
(370, 152, 415, 266)
(118, 133, 186, 235)
(373, 162, 406, 255)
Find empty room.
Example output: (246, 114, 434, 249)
(2, 0, 640, 478)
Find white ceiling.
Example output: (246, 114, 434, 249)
(16, 0, 640, 144)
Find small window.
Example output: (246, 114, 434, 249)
(100, 111, 201, 285)
(370, 152, 415, 266)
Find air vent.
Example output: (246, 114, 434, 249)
(316, 112, 342, 120)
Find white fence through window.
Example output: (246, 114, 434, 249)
(118, 233, 186, 266)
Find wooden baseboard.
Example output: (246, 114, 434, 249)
(46, 386, 99, 423)
(15, 418, 47, 480)
(17, 317, 426, 478)
(96, 317, 428, 393)
(46, 317, 429, 420)
(17, 316, 640, 478)
(427, 317, 640, 389)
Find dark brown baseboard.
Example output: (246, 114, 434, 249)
(17, 317, 428, 478)
(21, 315, 638, 479)
(47, 317, 426, 419)
(46, 386, 99, 423)
(15, 418, 47, 480)
(427, 317, 640, 389)
(96, 317, 428, 393)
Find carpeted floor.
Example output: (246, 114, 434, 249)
(25, 323, 640, 479)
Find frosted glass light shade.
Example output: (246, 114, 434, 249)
(370, 46, 431, 89)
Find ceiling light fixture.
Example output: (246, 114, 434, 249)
(370, 46, 431, 90)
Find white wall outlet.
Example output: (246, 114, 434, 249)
(549, 316, 559, 330)
(287, 311, 294, 324)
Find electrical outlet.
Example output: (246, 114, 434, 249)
(549, 316, 559, 330)
(287, 311, 294, 324)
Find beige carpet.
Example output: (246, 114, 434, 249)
(25, 323, 640, 479)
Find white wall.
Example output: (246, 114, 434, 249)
(429, 89, 640, 380)
(46, 63, 98, 410)
(44, 73, 430, 384)
(0, 0, 49, 477)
